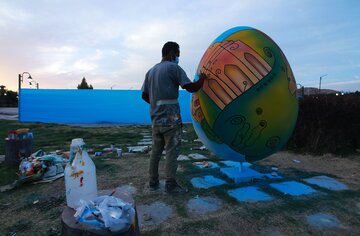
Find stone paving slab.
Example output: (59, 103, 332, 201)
(191, 175, 227, 189)
(228, 186, 273, 202)
(306, 212, 346, 229)
(270, 181, 318, 196)
(187, 196, 222, 215)
(137, 201, 173, 226)
(303, 175, 348, 191)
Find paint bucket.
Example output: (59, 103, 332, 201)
(65, 139, 97, 209)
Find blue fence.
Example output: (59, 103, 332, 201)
(19, 89, 192, 124)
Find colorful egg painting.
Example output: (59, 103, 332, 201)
(191, 26, 298, 162)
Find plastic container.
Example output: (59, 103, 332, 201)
(69, 138, 84, 163)
(65, 139, 97, 209)
(5, 138, 33, 166)
(116, 148, 122, 157)
(7, 130, 17, 140)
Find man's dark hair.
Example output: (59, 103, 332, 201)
(162, 41, 179, 57)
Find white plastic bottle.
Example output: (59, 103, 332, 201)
(69, 138, 84, 163)
(65, 139, 97, 209)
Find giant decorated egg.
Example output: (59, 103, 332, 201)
(191, 26, 298, 162)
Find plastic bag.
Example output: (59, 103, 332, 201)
(19, 159, 34, 176)
(74, 195, 135, 233)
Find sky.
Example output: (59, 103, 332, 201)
(0, 0, 359, 92)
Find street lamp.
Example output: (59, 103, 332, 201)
(28, 77, 39, 89)
(18, 72, 36, 121)
(18, 72, 38, 90)
(319, 74, 328, 94)
(296, 83, 304, 97)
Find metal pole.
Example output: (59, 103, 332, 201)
(18, 74, 21, 91)
(18, 74, 22, 121)
(301, 86, 304, 97)
(18, 72, 33, 121)
(319, 74, 328, 94)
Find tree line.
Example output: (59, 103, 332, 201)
(0, 77, 94, 107)
(0, 85, 18, 107)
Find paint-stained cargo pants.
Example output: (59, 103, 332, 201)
(149, 125, 182, 184)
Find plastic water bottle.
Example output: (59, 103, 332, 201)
(65, 139, 97, 209)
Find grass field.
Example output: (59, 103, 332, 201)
(0, 120, 359, 235)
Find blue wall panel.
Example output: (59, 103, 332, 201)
(19, 89, 192, 124)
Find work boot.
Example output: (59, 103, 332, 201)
(148, 180, 159, 191)
(165, 181, 188, 194)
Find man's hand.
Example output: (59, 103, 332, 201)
(198, 72, 208, 81)
(184, 73, 207, 93)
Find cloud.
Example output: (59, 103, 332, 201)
(38, 46, 76, 54)
(1, 0, 359, 92)
(324, 79, 360, 86)
(0, 2, 32, 28)
(73, 49, 104, 72)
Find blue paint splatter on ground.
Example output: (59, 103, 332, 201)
(263, 173, 283, 180)
(220, 161, 252, 168)
(220, 166, 264, 183)
(191, 175, 227, 189)
(220, 162, 282, 183)
(270, 181, 317, 196)
(228, 186, 273, 202)
(304, 175, 348, 191)
(306, 213, 345, 229)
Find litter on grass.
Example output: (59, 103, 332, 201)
(138, 138, 152, 145)
(18, 149, 68, 183)
(191, 145, 207, 151)
(188, 153, 208, 160)
(75, 195, 135, 233)
(127, 146, 150, 153)
(177, 155, 190, 161)
(0, 149, 68, 192)
(193, 161, 219, 169)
